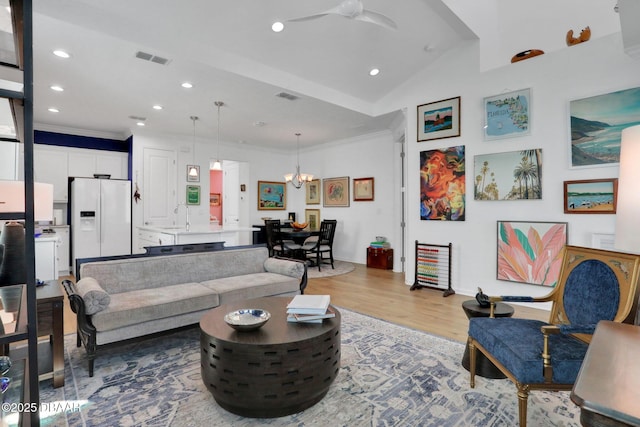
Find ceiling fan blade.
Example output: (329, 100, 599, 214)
(287, 13, 330, 23)
(357, 10, 397, 30)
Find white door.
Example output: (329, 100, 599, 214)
(223, 161, 240, 227)
(100, 179, 131, 256)
(143, 147, 176, 227)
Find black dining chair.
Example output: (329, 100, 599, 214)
(265, 219, 301, 257)
(302, 220, 337, 271)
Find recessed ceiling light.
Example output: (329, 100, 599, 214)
(272, 22, 284, 32)
(153, 105, 163, 110)
(369, 68, 380, 76)
(53, 50, 70, 59)
(136, 122, 146, 127)
(48, 108, 59, 113)
(181, 82, 193, 89)
(50, 85, 64, 92)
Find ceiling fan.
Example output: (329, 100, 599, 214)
(287, 0, 397, 31)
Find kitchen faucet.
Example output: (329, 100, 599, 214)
(174, 203, 190, 231)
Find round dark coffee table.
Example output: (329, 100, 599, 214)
(462, 299, 514, 379)
(200, 297, 341, 418)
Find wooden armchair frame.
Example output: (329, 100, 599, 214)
(468, 245, 640, 427)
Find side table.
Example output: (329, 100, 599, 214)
(367, 247, 393, 269)
(461, 299, 514, 379)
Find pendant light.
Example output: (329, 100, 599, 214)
(212, 101, 224, 171)
(188, 116, 199, 179)
(284, 132, 313, 189)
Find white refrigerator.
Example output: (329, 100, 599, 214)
(71, 178, 132, 273)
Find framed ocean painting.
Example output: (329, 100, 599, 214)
(570, 86, 640, 167)
(563, 178, 617, 214)
(417, 97, 461, 142)
(496, 221, 568, 287)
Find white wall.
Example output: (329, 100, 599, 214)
(386, 33, 640, 300)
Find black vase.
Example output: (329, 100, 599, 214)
(0, 222, 26, 286)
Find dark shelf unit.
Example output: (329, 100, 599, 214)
(0, 1, 40, 425)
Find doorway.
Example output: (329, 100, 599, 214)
(209, 159, 251, 243)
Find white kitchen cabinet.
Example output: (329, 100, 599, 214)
(68, 151, 96, 178)
(51, 225, 70, 275)
(34, 148, 69, 202)
(137, 228, 175, 253)
(0, 141, 18, 180)
(35, 236, 59, 281)
(96, 153, 127, 179)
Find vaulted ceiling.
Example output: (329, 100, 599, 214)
(22, 0, 623, 149)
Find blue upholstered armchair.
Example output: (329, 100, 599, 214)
(467, 245, 640, 427)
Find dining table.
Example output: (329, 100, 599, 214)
(279, 228, 318, 245)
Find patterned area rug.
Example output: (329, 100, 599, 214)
(39, 309, 580, 426)
(306, 260, 355, 279)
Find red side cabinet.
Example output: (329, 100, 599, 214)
(367, 247, 393, 270)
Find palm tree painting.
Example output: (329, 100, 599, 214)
(474, 149, 542, 200)
(497, 221, 568, 286)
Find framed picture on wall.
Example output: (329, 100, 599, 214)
(353, 177, 374, 201)
(420, 146, 465, 221)
(496, 220, 568, 287)
(323, 176, 350, 207)
(563, 178, 617, 214)
(569, 86, 640, 168)
(417, 96, 461, 142)
(209, 193, 221, 206)
(186, 165, 200, 182)
(484, 88, 531, 140)
(306, 179, 321, 204)
(257, 181, 286, 210)
(474, 149, 542, 200)
(186, 185, 200, 205)
(305, 209, 321, 231)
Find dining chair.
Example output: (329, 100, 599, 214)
(467, 245, 640, 427)
(265, 219, 301, 257)
(302, 220, 337, 271)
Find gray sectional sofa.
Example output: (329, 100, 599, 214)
(63, 245, 307, 376)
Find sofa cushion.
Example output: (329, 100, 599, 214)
(75, 277, 110, 315)
(201, 273, 300, 304)
(263, 257, 305, 278)
(91, 282, 219, 332)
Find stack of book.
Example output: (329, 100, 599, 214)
(286, 294, 335, 323)
(369, 240, 391, 249)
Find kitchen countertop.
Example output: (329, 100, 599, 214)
(138, 225, 258, 235)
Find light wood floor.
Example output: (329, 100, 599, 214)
(60, 264, 550, 343)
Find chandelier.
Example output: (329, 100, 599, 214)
(284, 133, 313, 189)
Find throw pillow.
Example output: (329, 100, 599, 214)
(264, 257, 305, 278)
(76, 277, 111, 315)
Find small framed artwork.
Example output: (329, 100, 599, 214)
(186, 165, 200, 182)
(484, 88, 531, 140)
(323, 176, 350, 207)
(209, 193, 221, 206)
(186, 185, 200, 205)
(497, 220, 568, 287)
(563, 178, 617, 214)
(353, 177, 374, 201)
(305, 209, 321, 231)
(258, 181, 286, 210)
(417, 96, 461, 142)
(306, 179, 321, 204)
(570, 86, 640, 167)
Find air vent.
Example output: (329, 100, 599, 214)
(275, 92, 299, 101)
(129, 115, 146, 121)
(135, 51, 171, 65)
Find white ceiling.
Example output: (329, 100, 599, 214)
(23, 0, 623, 150)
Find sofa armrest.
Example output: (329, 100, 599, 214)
(264, 257, 308, 294)
(62, 279, 99, 376)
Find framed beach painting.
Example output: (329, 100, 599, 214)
(257, 181, 286, 210)
(484, 88, 531, 140)
(353, 177, 374, 201)
(474, 149, 542, 200)
(305, 209, 321, 231)
(323, 177, 350, 207)
(417, 96, 461, 142)
(420, 145, 465, 221)
(563, 178, 617, 214)
(570, 86, 640, 167)
(306, 179, 321, 204)
(497, 220, 568, 287)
